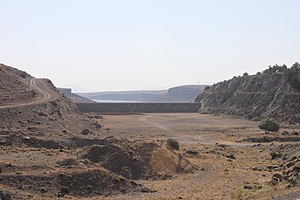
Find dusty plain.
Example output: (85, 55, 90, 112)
(93, 113, 300, 200)
(1, 112, 300, 199)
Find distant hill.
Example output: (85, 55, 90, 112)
(78, 85, 207, 103)
(78, 90, 166, 102)
(195, 63, 300, 124)
(155, 85, 207, 102)
(58, 88, 94, 103)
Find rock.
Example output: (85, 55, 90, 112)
(226, 153, 235, 159)
(81, 129, 94, 135)
(56, 158, 78, 167)
(282, 131, 289, 135)
(273, 173, 282, 179)
(60, 186, 69, 197)
(267, 165, 279, 171)
(292, 131, 299, 136)
(252, 166, 258, 171)
(271, 177, 279, 185)
(186, 150, 199, 156)
(292, 166, 300, 172)
(282, 174, 289, 180)
(40, 187, 48, 193)
(244, 185, 253, 189)
(287, 162, 295, 168)
(289, 156, 297, 161)
(255, 185, 263, 190)
(141, 187, 153, 193)
(282, 154, 289, 160)
(87, 185, 93, 191)
(288, 175, 297, 184)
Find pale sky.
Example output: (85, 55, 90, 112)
(1, 0, 299, 92)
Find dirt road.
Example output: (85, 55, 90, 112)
(0, 78, 58, 109)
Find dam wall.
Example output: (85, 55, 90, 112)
(75, 103, 201, 113)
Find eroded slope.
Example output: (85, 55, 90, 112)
(196, 63, 300, 124)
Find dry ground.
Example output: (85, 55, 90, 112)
(1, 113, 300, 199)
(97, 113, 300, 200)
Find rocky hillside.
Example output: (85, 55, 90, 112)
(0, 63, 99, 139)
(195, 63, 300, 124)
(0, 64, 35, 106)
(0, 63, 195, 199)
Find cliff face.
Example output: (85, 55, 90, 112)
(195, 64, 300, 124)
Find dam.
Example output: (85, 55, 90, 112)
(75, 103, 201, 113)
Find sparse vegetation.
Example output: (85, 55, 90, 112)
(167, 138, 180, 150)
(204, 86, 211, 91)
(259, 118, 280, 133)
(270, 151, 282, 160)
(286, 62, 300, 91)
(263, 64, 287, 74)
(261, 62, 300, 91)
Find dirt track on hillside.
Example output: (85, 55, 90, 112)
(0, 78, 58, 109)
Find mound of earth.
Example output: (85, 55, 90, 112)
(82, 140, 196, 180)
(0, 169, 152, 198)
(195, 63, 300, 124)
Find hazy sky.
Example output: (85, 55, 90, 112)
(1, 0, 300, 92)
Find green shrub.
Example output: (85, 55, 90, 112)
(270, 151, 282, 160)
(166, 139, 180, 150)
(259, 118, 280, 133)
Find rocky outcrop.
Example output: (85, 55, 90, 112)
(195, 63, 300, 124)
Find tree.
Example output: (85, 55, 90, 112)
(259, 118, 280, 133)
